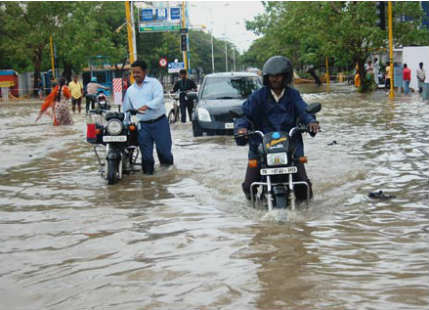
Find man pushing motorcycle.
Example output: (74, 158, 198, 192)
(122, 60, 174, 175)
(235, 56, 320, 202)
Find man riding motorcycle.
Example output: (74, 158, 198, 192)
(235, 56, 320, 201)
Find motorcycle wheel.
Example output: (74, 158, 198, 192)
(107, 158, 118, 185)
(274, 194, 288, 209)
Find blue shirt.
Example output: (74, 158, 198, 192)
(122, 76, 165, 122)
(235, 86, 315, 157)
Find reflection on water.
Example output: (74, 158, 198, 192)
(0, 86, 428, 309)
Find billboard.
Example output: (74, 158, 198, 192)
(138, 2, 183, 32)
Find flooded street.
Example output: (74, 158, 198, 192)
(1, 84, 428, 310)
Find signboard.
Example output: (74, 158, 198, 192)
(168, 62, 184, 74)
(138, 2, 182, 33)
(159, 58, 168, 67)
(112, 78, 122, 106)
(0, 81, 14, 87)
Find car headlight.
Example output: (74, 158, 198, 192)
(197, 107, 211, 122)
(106, 119, 123, 135)
(267, 152, 287, 166)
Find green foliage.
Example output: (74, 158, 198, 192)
(244, 1, 429, 92)
(0, 2, 235, 84)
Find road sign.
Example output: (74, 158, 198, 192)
(168, 62, 184, 74)
(139, 5, 182, 33)
(159, 58, 167, 67)
(0, 81, 14, 87)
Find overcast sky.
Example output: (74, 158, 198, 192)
(187, 1, 265, 52)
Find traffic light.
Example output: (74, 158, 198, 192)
(376, 1, 386, 30)
(181, 34, 187, 52)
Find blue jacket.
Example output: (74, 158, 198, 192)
(235, 86, 315, 157)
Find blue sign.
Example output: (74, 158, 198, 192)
(141, 9, 153, 21)
(168, 62, 185, 73)
(156, 8, 168, 20)
(170, 7, 181, 20)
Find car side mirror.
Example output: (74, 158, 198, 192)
(306, 103, 321, 114)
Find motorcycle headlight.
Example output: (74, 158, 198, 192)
(267, 152, 287, 166)
(197, 107, 211, 122)
(106, 119, 123, 135)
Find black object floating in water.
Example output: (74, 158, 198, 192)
(368, 190, 395, 200)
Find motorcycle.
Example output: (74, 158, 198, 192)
(86, 108, 141, 185)
(95, 90, 111, 111)
(233, 102, 321, 210)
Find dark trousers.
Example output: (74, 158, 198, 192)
(85, 94, 96, 113)
(385, 78, 391, 90)
(243, 162, 313, 202)
(138, 116, 174, 174)
(71, 97, 81, 113)
(180, 100, 193, 123)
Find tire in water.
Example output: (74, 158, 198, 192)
(107, 159, 118, 185)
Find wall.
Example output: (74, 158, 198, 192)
(402, 46, 429, 91)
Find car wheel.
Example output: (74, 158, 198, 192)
(192, 120, 203, 137)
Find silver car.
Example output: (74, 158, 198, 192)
(192, 72, 262, 137)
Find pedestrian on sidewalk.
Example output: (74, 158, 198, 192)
(416, 62, 426, 94)
(402, 63, 411, 95)
(385, 62, 392, 91)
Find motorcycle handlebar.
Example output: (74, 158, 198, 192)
(125, 109, 144, 115)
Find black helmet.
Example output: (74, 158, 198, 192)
(262, 56, 293, 87)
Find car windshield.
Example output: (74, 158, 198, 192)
(201, 76, 262, 100)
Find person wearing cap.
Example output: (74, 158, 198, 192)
(234, 56, 320, 201)
(122, 60, 174, 175)
(85, 76, 108, 113)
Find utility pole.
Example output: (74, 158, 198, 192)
(225, 41, 228, 72)
(388, 1, 394, 99)
(233, 48, 236, 72)
(125, 1, 136, 83)
(49, 36, 55, 80)
(211, 31, 215, 73)
(181, 1, 188, 71)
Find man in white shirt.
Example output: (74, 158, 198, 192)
(417, 62, 426, 94)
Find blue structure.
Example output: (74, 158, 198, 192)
(422, 2, 429, 29)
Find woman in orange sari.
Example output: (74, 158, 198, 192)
(36, 78, 73, 125)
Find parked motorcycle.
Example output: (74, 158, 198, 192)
(233, 102, 321, 210)
(86, 108, 140, 185)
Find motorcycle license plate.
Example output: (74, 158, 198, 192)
(103, 135, 127, 142)
(224, 122, 234, 129)
(260, 166, 297, 176)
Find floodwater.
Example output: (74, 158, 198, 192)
(1, 85, 428, 310)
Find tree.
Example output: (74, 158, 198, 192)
(245, 1, 429, 92)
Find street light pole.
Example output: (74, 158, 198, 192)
(211, 32, 215, 73)
(233, 48, 236, 72)
(225, 41, 228, 72)
(388, 1, 394, 99)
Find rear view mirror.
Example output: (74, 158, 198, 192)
(306, 103, 321, 114)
